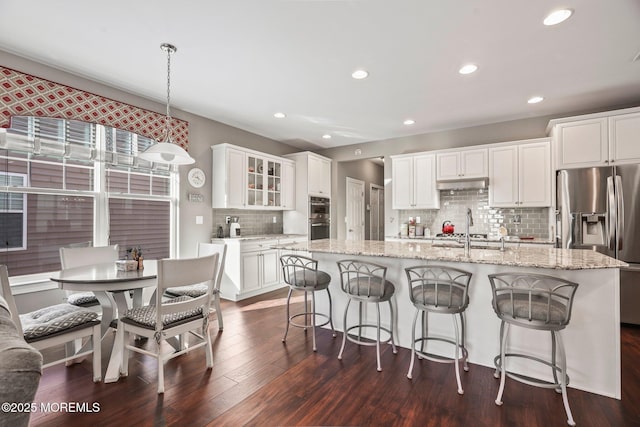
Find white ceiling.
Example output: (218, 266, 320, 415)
(1, 1, 639, 151)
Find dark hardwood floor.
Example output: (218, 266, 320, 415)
(31, 288, 640, 426)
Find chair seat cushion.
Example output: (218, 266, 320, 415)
(165, 284, 208, 298)
(121, 296, 204, 329)
(289, 270, 331, 289)
(495, 294, 568, 324)
(412, 285, 466, 309)
(67, 292, 99, 307)
(346, 277, 395, 300)
(20, 304, 99, 342)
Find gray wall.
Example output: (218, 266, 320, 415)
(336, 159, 384, 240)
(0, 50, 299, 259)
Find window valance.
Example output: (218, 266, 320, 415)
(0, 66, 189, 150)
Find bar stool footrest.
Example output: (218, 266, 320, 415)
(494, 353, 570, 389)
(345, 324, 393, 347)
(414, 336, 468, 365)
(288, 311, 331, 330)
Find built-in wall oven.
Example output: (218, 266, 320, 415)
(309, 196, 330, 240)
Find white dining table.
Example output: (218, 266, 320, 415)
(50, 260, 158, 383)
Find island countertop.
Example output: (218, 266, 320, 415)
(275, 239, 626, 270)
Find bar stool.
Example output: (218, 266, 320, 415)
(405, 265, 472, 394)
(337, 259, 397, 372)
(280, 254, 336, 351)
(489, 272, 579, 426)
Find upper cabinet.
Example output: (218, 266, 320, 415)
(436, 148, 488, 180)
(489, 139, 551, 208)
(307, 154, 332, 196)
(391, 153, 439, 209)
(211, 143, 295, 210)
(550, 108, 640, 169)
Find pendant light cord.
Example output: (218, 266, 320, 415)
(161, 43, 177, 142)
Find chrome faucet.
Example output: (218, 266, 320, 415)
(464, 208, 473, 256)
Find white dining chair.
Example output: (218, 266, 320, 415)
(0, 265, 102, 382)
(164, 242, 227, 330)
(59, 244, 120, 308)
(117, 253, 219, 393)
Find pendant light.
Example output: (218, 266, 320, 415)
(139, 43, 195, 165)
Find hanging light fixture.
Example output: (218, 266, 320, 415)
(139, 43, 195, 165)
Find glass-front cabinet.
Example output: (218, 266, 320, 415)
(212, 143, 294, 210)
(246, 154, 282, 209)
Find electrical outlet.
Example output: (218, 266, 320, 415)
(272, 216, 277, 224)
(225, 216, 231, 224)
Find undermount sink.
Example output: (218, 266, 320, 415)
(431, 243, 505, 251)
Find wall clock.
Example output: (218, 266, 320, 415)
(187, 167, 206, 188)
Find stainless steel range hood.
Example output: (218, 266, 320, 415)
(436, 177, 489, 190)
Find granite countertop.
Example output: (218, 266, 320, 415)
(386, 235, 555, 245)
(213, 234, 306, 241)
(274, 239, 627, 270)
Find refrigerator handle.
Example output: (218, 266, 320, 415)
(607, 176, 616, 251)
(616, 175, 624, 251)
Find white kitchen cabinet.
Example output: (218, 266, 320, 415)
(307, 154, 332, 196)
(489, 139, 551, 208)
(216, 238, 287, 301)
(553, 118, 608, 169)
(550, 108, 640, 169)
(391, 153, 439, 209)
(212, 143, 294, 210)
(436, 148, 488, 181)
(211, 144, 245, 209)
(283, 152, 332, 235)
(281, 159, 296, 210)
(609, 112, 640, 164)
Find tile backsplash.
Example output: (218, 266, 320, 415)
(398, 189, 551, 239)
(212, 209, 283, 237)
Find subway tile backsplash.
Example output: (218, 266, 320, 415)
(212, 209, 283, 237)
(399, 189, 550, 238)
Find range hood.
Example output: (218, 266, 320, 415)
(436, 177, 489, 190)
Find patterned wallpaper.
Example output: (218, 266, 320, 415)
(0, 66, 189, 149)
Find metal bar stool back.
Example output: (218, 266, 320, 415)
(280, 254, 336, 351)
(336, 259, 398, 372)
(489, 272, 579, 426)
(405, 265, 472, 394)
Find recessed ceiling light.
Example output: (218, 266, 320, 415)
(543, 9, 573, 26)
(322, 134, 332, 139)
(528, 96, 544, 104)
(273, 112, 286, 119)
(458, 64, 478, 75)
(351, 69, 369, 80)
(403, 119, 415, 125)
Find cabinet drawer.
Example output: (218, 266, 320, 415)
(241, 239, 278, 253)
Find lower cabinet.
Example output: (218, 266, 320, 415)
(216, 236, 308, 301)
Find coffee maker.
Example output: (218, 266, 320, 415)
(229, 217, 241, 237)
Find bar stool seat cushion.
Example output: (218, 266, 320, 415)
(347, 277, 395, 299)
(495, 294, 568, 324)
(120, 296, 204, 329)
(20, 304, 99, 342)
(290, 270, 331, 289)
(412, 285, 466, 308)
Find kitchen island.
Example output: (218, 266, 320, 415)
(274, 239, 626, 399)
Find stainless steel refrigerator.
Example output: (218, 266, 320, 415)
(557, 165, 640, 324)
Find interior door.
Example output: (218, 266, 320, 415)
(346, 177, 365, 241)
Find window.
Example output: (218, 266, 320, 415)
(0, 173, 27, 250)
(0, 116, 176, 279)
